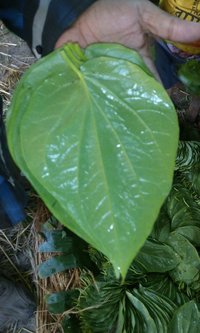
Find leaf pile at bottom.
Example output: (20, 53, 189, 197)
(39, 141, 200, 333)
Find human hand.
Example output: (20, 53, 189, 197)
(55, 0, 200, 77)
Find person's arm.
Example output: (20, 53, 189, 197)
(0, 0, 97, 58)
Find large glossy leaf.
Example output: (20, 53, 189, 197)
(6, 43, 178, 278)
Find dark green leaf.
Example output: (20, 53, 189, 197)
(39, 230, 73, 253)
(126, 291, 157, 332)
(167, 184, 200, 229)
(115, 300, 126, 333)
(178, 60, 200, 95)
(167, 232, 200, 286)
(133, 287, 175, 333)
(61, 315, 82, 333)
(142, 274, 189, 306)
(150, 209, 171, 242)
(175, 141, 200, 171)
(46, 289, 79, 314)
(38, 254, 77, 278)
(78, 279, 121, 332)
(183, 163, 200, 197)
(134, 239, 180, 273)
(176, 226, 200, 247)
(168, 301, 200, 333)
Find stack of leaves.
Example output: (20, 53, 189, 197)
(6, 42, 178, 278)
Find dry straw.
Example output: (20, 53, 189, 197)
(32, 199, 81, 333)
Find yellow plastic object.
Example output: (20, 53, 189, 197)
(160, 0, 200, 54)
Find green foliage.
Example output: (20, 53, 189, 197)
(181, 163, 200, 198)
(6, 41, 200, 331)
(134, 238, 180, 273)
(166, 182, 200, 230)
(40, 154, 200, 331)
(76, 269, 192, 333)
(167, 232, 200, 288)
(168, 301, 200, 333)
(78, 278, 123, 332)
(175, 226, 200, 246)
(38, 229, 73, 253)
(178, 60, 200, 95)
(6, 42, 178, 278)
(175, 141, 200, 171)
(75, 140, 200, 332)
(61, 315, 82, 333)
(141, 274, 189, 306)
(46, 290, 79, 314)
(38, 220, 95, 279)
(38, 254, 78, 279)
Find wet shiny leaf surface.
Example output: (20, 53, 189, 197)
(7, 43, 178, 278)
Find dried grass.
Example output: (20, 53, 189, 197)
(0, 190, 82, 333)
(0, 201, 37, 333)
(31, 199, 81, 333)
(0, 22, 34, 109)
(0, 22, 35, 281)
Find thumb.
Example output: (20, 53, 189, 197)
(142, 2, 200, 44)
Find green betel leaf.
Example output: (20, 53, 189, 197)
(6, 43, 178, 278)
(85, 43, 153, 76)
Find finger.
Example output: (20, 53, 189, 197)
(137, 34, 162, 83)
(139, 49, 162, 83)
(141, 2, 200, 44)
